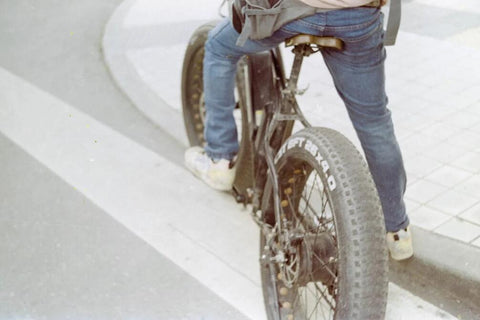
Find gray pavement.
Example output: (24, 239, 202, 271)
(0, 0, 246, 318)
(0, 133, 246, 320)
(101, 0, 480, 318)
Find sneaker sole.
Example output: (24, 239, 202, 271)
(185, 161, 232, 192)
(390, 250, 414, 261)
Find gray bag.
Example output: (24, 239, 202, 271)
(232, 0, 318, 46)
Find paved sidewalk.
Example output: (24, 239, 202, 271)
(102, 0, 480, 317)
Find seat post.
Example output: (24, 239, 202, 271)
(287, 44, 312, 94)
(284, 35, 343, 94)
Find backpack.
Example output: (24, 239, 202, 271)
(230, 0, 401, 46)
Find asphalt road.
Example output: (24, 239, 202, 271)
(0, 0, 246, 318)
(0, 0, 184, 164)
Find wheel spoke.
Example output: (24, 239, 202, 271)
(311, 247, 337, 279)
(281, 168, 338, 319)
(300, 171, 319, 216)
(294, 281, 335, 319)
(307, 287, 329, 319)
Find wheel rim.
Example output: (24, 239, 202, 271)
(186, 47, 206, 145)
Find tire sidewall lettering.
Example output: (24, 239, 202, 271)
(275, 137, 337, 191)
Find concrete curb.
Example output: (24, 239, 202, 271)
(101, 2, 480, 319)
(101, 0, 189, 147)
(389, 226, 480, 319)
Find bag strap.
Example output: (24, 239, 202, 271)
(384, 0, 401, 46)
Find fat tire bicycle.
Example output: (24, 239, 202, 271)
(181, 20, 389, 320)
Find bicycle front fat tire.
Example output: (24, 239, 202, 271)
(260, 127, 388, 320)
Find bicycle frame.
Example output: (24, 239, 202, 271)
(233, 44, 314, 222)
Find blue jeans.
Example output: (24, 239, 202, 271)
(203, 7, 409, 232)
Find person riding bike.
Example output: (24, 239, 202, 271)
(184, 0, 413, 261)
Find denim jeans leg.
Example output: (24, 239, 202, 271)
(203, 19, 284, 160)
(203, 11, 409, 232)
(320, 10, 409, 232)
(203, 22, 240, 160)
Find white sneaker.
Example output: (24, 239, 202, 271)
(386, 226, 414, 261)
(184, 146, 236, 191)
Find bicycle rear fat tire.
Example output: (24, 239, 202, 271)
(261, 127, 388, 320)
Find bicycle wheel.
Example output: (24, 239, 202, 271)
(181, 20, 248, 148)
(261, 127, 388, 320)
(181, 21, 258, 195)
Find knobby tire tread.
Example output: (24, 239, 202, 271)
(262, 127, 388, 320)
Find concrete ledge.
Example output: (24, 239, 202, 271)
(389, 226, 480, 319)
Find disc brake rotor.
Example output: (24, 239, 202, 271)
(273, 231, 337, 289)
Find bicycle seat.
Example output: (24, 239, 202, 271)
(285, 35, 343, 50)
